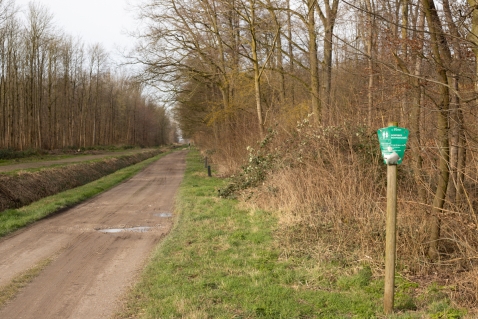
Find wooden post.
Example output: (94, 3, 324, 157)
(384, 121, 398, 314)
(207, 165, 212, 177)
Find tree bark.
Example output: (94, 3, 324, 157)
(442, 0, 465, 205)
(421, 0, 452, 261)
(364, 0, 375, 128)
(307, 0, 321, 124)
(410, 5, 426, 204)
(316, 0, 339, 124)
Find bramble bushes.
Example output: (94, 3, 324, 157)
(218, 130, 278, 198)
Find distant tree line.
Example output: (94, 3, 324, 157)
(0, 0, 175, 150)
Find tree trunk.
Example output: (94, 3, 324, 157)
(410, 6, 426, 204)
(287, 0, 295, 106)
(365, 0, 375, 128)
(307, 0, 321, 124)
(316, 0, 339, 125)
(399, 0, 409, 126)
(422, 0, 452, 261)
(248, 1, 265, 138)
(468, 0, 478, 92)
(442, 0, 465, 205)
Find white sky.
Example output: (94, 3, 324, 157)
(14, 0, 140, 60)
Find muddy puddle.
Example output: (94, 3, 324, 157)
(154, 212, 173, 218)
(99, 226, 151, 233)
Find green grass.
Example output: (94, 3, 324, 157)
(4, 147, 458, 318)
(0, 146, 156, 167)
(117, 150, 466, 319)
(0, 154, 74, 166)
(0, 150, 159, 176)
(0, 151, 171, 237)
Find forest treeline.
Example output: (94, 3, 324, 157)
(0, 0, 176, 151)
(134, 0, 478, 308)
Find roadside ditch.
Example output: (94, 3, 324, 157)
(0, 149, 163, 212)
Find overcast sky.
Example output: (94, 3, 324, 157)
(14, 0, 140, 59)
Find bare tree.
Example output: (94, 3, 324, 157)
(306, 0, 321, 123)
(316, 0, 339, 123)
(421, 0, 452, 261)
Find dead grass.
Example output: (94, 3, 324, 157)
(220, 118, 478, 312)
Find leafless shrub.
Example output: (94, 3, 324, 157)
(232, 117, 478, 308)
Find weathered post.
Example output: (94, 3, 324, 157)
(384, 162, 397, 313)
(377, 121, 409, 315)
(207, 165, 212, 177)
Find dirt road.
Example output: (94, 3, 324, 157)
(0, 150, 187, 319)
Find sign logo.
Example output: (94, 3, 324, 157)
(377, 126, 409, 165)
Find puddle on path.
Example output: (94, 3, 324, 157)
(154, 212, 173, 218)
(99, 226, 151, 233)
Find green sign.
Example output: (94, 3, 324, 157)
(377, 126, 409, 165)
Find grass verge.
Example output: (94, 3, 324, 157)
(0, 146, 145, 165)
(116, 150, 465, 318)
(0, 151, 172, 237)
(0, 257, 54, 309)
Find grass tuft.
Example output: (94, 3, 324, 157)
(0, 257, 53, 309)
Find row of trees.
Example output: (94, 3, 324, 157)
(134, 0, 478, 263)
(0, 0, 175, 150)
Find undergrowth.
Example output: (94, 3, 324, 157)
(0, 148, 47, 160)
(218, 129, 278, 198)
(216, 115, 477, 314)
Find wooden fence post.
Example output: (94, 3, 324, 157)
(384, 162, 397, 314)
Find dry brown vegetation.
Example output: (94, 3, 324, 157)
(135, 0, 478, 310)
(223, 120, 478, 309)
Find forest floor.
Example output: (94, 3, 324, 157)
(0, 150, 187, 319)
(0, 148, 157, 173)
